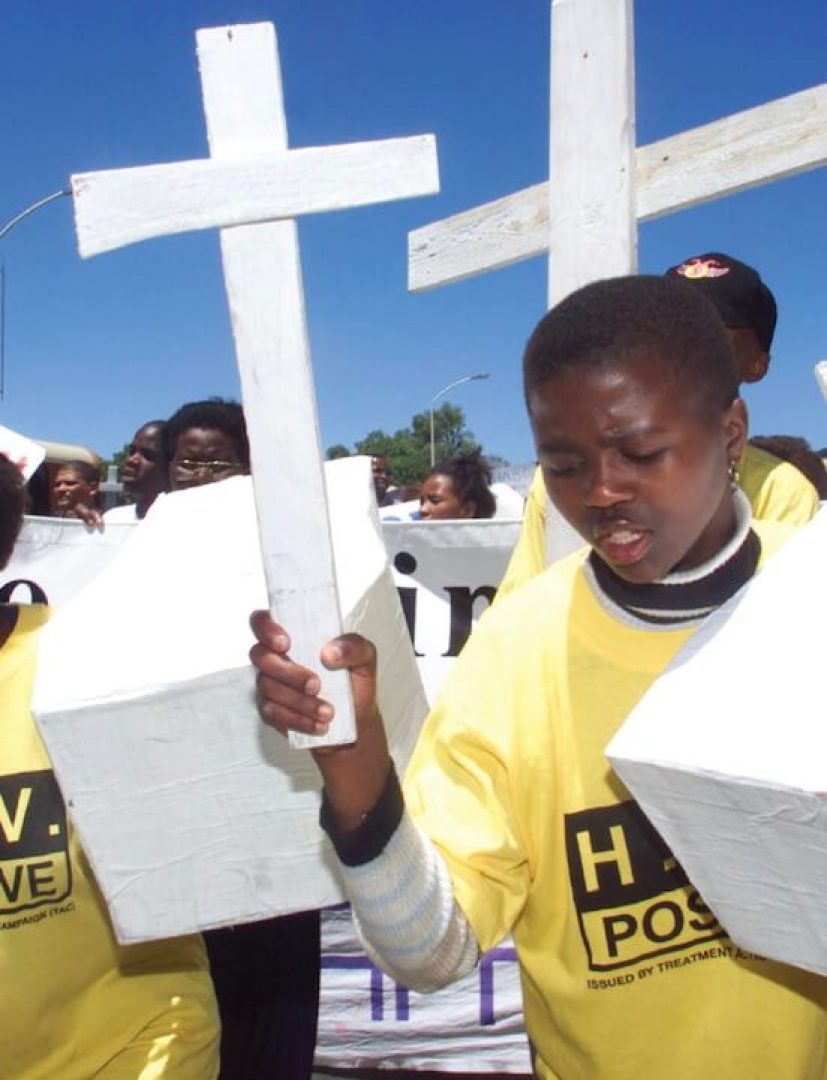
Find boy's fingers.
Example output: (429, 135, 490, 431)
(254, 662, 335, 734)
(249, 642, 323, 697)
(249, 618, 379, 738)
(257, 694, 331, 738)
(250, 609, 291, 652)
(254, 666, 331, 716)
(320, 633, 377, 675)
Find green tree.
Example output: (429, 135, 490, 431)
(325, 443, 351, 460)
(325, 403, 500, 488)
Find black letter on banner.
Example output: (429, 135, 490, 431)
(393, 552, 423, 656)
(0, 579, 48, 605)
(396, 589, 424, 657)
(442, 586, 496, 657)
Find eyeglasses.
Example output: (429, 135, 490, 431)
(172, 458, 243, 476)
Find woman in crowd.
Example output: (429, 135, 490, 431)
(419, 449, 496, 520)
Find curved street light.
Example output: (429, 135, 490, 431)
(429, 372, 490, 466)
(0, 188, 70, 243)
(0, 188, 71, 400)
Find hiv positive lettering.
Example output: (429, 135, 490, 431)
(565, 801, 726, 971)
(0, 771, 71, 916)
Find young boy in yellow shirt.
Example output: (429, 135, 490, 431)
(251, 275, 827, 1080)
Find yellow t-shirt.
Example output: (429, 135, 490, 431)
(405, 523, 827, 1080)
(497, 446, 820, 598)
(0, 605, 219, 1080)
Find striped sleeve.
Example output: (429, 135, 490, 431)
(320, 765, 479, 992)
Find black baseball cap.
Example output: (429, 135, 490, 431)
(665, 252, 777, 352)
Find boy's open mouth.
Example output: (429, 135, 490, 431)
(593, 524, 652, 567)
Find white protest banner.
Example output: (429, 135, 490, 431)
(32, 460, 428, 944)
(0, 515, 135, 606)
(313, 907, 532, 1077)
(384, 519, 520, 704)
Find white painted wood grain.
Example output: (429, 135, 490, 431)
(197, 22, 354, 747)
(408, 182, 548, 291)
(638, 82, 827, 220)
(409, 82, 827, 292)
(73, 134, 438, 257)
(547, 0, 636, 305)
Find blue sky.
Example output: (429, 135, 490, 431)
(1, 1, 826, 465)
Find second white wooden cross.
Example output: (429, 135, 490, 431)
(71, 22, 439, 746)
(409, 0, 827, 306)
(408, 0, 827, 563)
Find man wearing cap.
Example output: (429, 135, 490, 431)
(664, 251, 819, 528)
(497, 252, 820, 598)
(668, 252, 776, 383)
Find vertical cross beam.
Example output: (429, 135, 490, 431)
(197, 25, 352, 747)
(548, 0, 636, 305)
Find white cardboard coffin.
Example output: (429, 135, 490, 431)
(606, 508, 827, 975)
(34, 458, 428, 944)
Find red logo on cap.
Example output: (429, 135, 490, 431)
(676, 257, 730, 280)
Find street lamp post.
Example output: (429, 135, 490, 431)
(429, 372, 490, 466)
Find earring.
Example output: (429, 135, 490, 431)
(728, 460, 741, 486)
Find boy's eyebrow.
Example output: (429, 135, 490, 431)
(537, 423, 667, 453)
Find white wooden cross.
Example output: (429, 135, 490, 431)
(408, 0, 827, 562)
(71, 22, 439, 746)
(409, 0, 827, 308)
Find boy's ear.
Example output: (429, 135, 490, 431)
(741, 349, 770, 384)
(723, 397, 748, 462)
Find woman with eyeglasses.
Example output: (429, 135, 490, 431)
(163, 399, 250, 491)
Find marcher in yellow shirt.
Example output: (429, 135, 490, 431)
(252, 276, 827, 1080)
(0, 455, 218, 1079)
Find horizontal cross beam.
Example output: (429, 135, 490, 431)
(74, 134, 438, 257)
(409, 82, 827, 291)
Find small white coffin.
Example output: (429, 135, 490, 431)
(607, 508, 827, 976)
(34, 459, 427, 944)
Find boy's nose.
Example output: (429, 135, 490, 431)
(583, 459, 632, 508)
